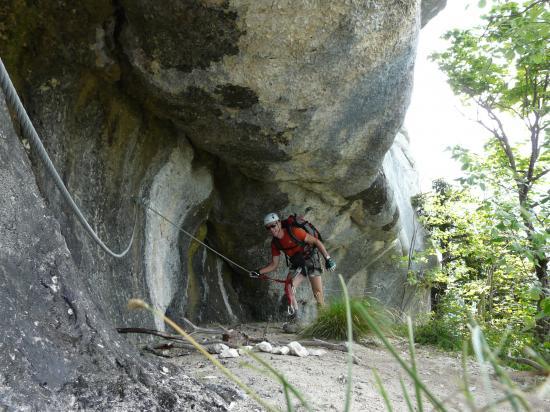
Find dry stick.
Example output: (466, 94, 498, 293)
(117, 327, 248, 350)
(151, 342, 196, 351)
(118, 328, 351, 352)
(118, 327, 188, 341)
(180, 317, 230, 335)
(504, 356, 549, 375)
(144, 345, 192, 358)
(117, 327, 230, 345)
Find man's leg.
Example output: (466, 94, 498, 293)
(289, 272, 306, 311)
(309, 274, 324, 307)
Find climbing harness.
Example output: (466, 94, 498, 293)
(253, 268, 301, 315)
(0, 57, 137, 258)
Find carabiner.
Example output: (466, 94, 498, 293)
(287, 305, 295, 316)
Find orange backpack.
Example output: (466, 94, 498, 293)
(271, 214, 323, 261)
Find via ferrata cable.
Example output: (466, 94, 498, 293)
(0, 57, 137, 258)
(139, 199, 255, 276)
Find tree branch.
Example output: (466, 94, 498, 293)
(532, 168, 550, 182)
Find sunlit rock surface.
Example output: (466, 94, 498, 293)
(0, 0, 444, 407)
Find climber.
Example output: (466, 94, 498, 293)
(250, 212, 336, 317)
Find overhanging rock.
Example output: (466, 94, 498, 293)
(0, 2, 446, 405)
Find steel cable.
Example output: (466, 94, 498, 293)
(0, 57, 136, 258)
(140, 200, 253, 274)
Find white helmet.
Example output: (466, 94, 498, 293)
(263, 212, 280, 226)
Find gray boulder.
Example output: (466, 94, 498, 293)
(0, 0, 445, 408)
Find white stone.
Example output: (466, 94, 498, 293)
(255, 341, 273, 353)
(219, 348, 239, 358)
(271, 346, 290, 355)
(238, 346, 253, 355)
(209, 343, 229, 354)
(308, 349, 326, 356)
(287, 341, 309, 357)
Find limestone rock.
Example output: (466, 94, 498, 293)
(255, 341, 273, 353)
(0, 0, 446, 407)
(0, 0, 434, 330)
(238, 345, 254, 356)
(0, 89, 226, 410)
(309, 349, 327, 357)
(272, 346, 290, 356)
(287, 342, 309, 357)
(421, 0, 448, 27)
(219, 348, 240, 358)
(209, 343, 230, 354)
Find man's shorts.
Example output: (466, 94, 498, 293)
(291, 264, 322, 278)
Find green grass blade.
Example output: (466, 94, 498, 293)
(338, 275, 354, 412)
(399, 377, 415, 412)
(407, 316, 423, 412)
(461, 340, 476, 411)
(354, 304, 447, 411)
(470, 325, 494, 409)
(283, 384, 294, 412)
(477, 332, 530, 412)
(373, 369, 393, 412)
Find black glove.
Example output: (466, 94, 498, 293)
(250, 270, 261, 278)
(325, 257, 336, 272)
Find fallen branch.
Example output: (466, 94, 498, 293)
(504, 356, 550, 376)
(117, 327, 249, 349)
(117, 327, 187, 341)
(144, 343, 192, 358)
(181, 318, 229, 335)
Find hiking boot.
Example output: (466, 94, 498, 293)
(287, 311, 297, 321)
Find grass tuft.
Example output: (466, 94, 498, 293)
(299, 297, 392, 341)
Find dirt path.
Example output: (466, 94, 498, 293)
(167, 323, 549, 411)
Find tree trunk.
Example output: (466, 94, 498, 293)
(534, 256, 549, 341)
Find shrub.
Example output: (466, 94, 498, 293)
(299, 297, 392, 341)
(414, 317, 465, 351)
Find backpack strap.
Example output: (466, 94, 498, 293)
(271, 224, 305, 251)
(271, 237, 291, 267)
(284, 222, 307, 247)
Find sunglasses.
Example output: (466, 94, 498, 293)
(265, 223, 278, 230)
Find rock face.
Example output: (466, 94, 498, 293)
(0, 91, 226, 410)
(0, 1, 443, 408)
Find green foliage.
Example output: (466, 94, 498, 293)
(414, 318, 464, 352)
(425, 0, 549, 343)
(432, 1, 549, 117)
(413, 295, 471, 351)
(411, 180, 545, 357)
(299, 298, 392, 341)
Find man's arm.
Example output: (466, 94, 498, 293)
(259, 254, 280, 274)
(304, 233, 336, 271)
(304, 234, 330, 259)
